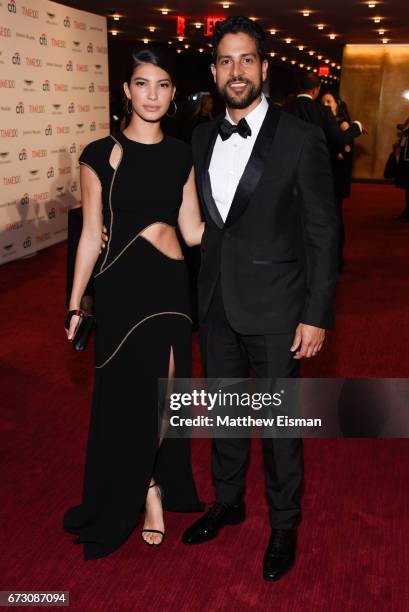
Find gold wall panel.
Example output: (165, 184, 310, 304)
(340, 45, 409, 179)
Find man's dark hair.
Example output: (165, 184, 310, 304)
(212, 16, 268, 63)
(297, 71, 321, 93)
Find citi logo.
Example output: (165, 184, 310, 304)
(89, 82, 95, 92)
(26, 57, 42, 67)
(0, 79, 15, 88)
(19, 148, 27, 160)
(12, 52, 21, 65)
(63, 16, 70, 28)
(8, 0, 17, 14)
(16, 101, 24, 113)
(68, 102, 75, 113)
(48, 207, 56, 219)
(23, 236, 32, 249)
(20, 193, 29, 205)
(0, 26, 12, 37)
(87, 42, 93, 53)
(66, 60, 73, 71)
(69, 143, 77, 154)
(45, 125, 52, 136)
(42, 80, 50, 91)
(90, 121, 96, 131)
(39, 33, 48, 45)
(47, 166, 54, 178)
(4, 175, 21, 185)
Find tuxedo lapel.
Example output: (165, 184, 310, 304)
(224, 104, 281, 228)
(200, 118, 224, 229)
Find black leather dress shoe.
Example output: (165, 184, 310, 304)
(182, 502, 245, 545)
(263, 528, 297, 582)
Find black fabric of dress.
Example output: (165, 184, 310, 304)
(63, 131, 203, 560)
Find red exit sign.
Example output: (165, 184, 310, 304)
(204, 16, 226, 37)
(318, 65, 330, 77)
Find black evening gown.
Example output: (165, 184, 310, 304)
(63, 131, 203, 560)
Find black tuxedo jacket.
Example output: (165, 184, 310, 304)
(283, 96, 361, 160)
(191, 103, 338, 334)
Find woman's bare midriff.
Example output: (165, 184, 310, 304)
(139, 222, 184, 260)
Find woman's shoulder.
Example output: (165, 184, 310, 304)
(80, 135, 114, 156)
(164, 134, 192, 155)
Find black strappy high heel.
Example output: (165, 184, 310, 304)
(141, 483, 165, 547)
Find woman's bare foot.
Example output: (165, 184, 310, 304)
(142, 481, 165, 546)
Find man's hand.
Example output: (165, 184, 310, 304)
(290, 323, 325, 359)
(100, 225, 108, 252)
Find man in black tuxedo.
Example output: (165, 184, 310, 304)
(283, 71, 363, 159)
(181, 17, 338, 582)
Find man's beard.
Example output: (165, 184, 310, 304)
(219, 77, 263, 109)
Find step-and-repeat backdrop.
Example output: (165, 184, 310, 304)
(0, 0, 109, 264)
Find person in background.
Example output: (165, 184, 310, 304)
(182, 92, 214, 143)
(395, 124, 409, 221)
(321, 90, 355, 271)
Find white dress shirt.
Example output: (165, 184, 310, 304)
(209, 94, 269, 222)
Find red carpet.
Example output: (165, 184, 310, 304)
(1, 184, 409, 611)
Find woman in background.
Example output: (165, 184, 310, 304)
(63, 46, 204, 559)
(321, 90, 354, 272)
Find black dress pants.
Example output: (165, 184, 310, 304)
(200, 278, 304, 529)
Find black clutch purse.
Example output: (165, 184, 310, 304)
(65, 309, 96, 352)
(72, 313, 96, 351)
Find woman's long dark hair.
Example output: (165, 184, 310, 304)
(322, 89, 352, 125)
(124, 46, 177, 86)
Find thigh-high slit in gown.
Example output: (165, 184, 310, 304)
(63, 131, 203, 560)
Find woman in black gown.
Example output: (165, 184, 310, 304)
(63, 47, 204, 559)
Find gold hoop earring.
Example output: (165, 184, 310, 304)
(166, 99, 177, 118)
(126, 98, 133, 115)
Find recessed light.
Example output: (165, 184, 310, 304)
(143, 38, 149, 44)
(299, 63, 304, 67)
(378, 29, 385, 35)
(178, 36, 184, 42)
(302, 10, 311, 17)
(337, 64, 341, 69)
(194, 22, 202, 29)
(270, 51, 276, 57)
(368, 1, 376, 7)
(168, 41, 172, 45)
(113, 14, 120, 21)
(331, 62, 336, 67)
(382, 38, 389, 43)
(308, 50, 315, 56)
(306, 66, 311, 70)
(198, 48, 204, 53)
(313, 68, 317, 72)
(298, 45, 305, 51)
(317, 55, 323, 60)
(148, 26, 156, 32)
(269, 29, 277, 35)
(184, 44, 189, 49)
(285, 38, 292, 44)
(110, 30, 118, 36)
(374, 16, 382, 23)
(291, 60, 296, 64)
(329, 33, 337, 40)
(317, 24, 325, 30)
(161, 8, 169, 15)
(222, 2, 230, 8)
(325, 58, 330, 63)
(177, 49, 182, 53)
(249, 17, 257, 21)
(281, 56, 287, 61)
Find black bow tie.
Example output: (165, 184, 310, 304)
(219, 117, 252, 141)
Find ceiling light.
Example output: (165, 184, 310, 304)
(198, 48, 204, 53)
(110, 30, 118, 36)
(368, 1, 376, 7)
(317, 54, 323, 59)
(178, 36, 184, 42)
(113, 14, 120, 21)
(291, 60, 296, 64)
(270, 29, 277, 35)
(302, 10, 311, 17)
(299, 63, 304, 67)
(382, 38, 389, 43)
(161, 8, 169, 15)
(374, 16, 382, 23)
(402, 90, 409, 101)
(148, 26, 156, 32)
(313, 68, 317, 72)
(331, 62, 336, 67)
(168, 41, 172, 44)
(306, 66, 311, 70)
(222, 2, 230, 8)
(329, 33, 337, 40)
(298, 45, 305, 50)
(249, 16, 257, 21)
(270, 51, 276, 57)
(317, 24, 325, 30)
(325, 58, 330, 63)
(285, 38, 292, 44)
(177, 49, 182, 53)
(143, 38, 149, 44)
(281, 56, 287, 61)
(184, 44, 190, 49)
(194, 22, 202, 29)
(378, 29, 385, 35)
(308, 50, 315, 55)
(337, 64, 341, 69)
